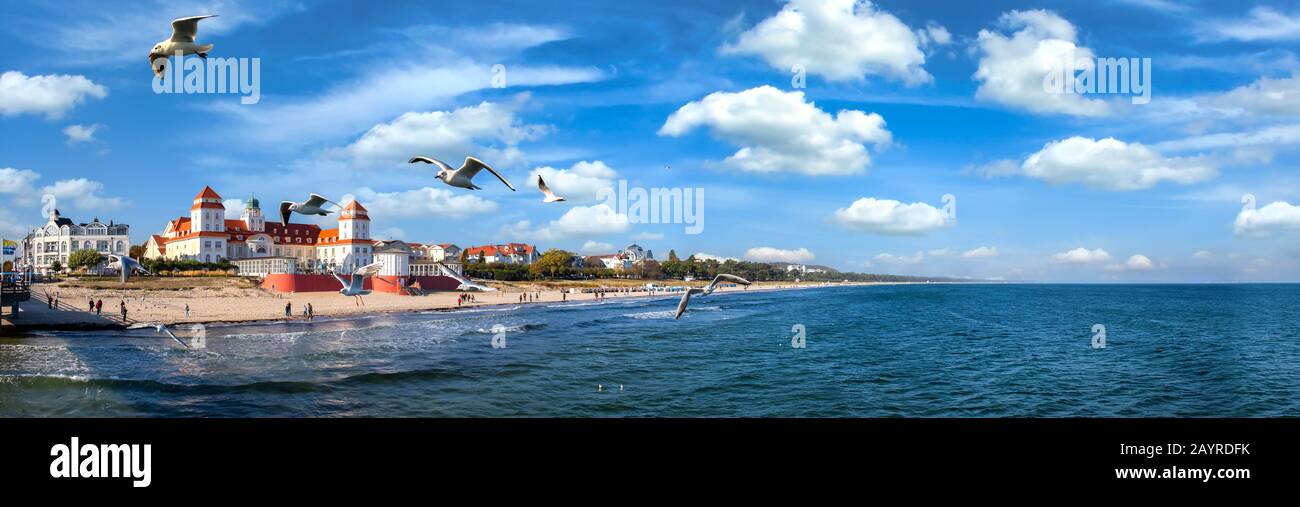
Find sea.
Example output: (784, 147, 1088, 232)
(1, 284, 1297, 417)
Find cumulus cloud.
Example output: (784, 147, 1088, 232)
(0, 71, 107, 119)
(721, 0, 936, 85)
(341, 100, 549, 169)
(1107, 254, 1157, 271)
(693, 252, 739, 262)
(1018, 137, 1216, 191)
(960, 246, 999, 258)
(1052, 247, 1112, 264)
(832, 197, 951, 234)
(527, 160, 617, 203)
(1200, 72, 1300, 119)
(62, 123, 105, 144)
(579, 240, 614, 254)
(1235, 199, 1300, 236)
(503, 204, 630, 241)
(352, 186, 498, 219)
(223, 199, 247, 219)
(744, 246, 815, 263)
(973, 10, 1109, 117)
(39, 178, 126, 210)
(0, 168, 40, 202)
(659, 85, 891, 175)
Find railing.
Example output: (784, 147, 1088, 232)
(1, 276, 31, 305)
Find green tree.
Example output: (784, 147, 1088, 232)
(50, 260, 63, 273)
(533, 249, 575, 278)
(67, 250, 103, 271)
(129, 244, 146, 259)
(476, 251, 486, 264)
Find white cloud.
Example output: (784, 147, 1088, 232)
(1192, 250, 1212, 259)
(744, 246, 815, 263)
(1153, 123, 1300, 153)
(927, 248, 953, 257)
(1200, 7, 1300, 42)
(217, 59, 601, 148)
(659, 85, 891, 175)
(222, 199, 246, 219)
(39, 178, 126, 210)
(1126, 254, 1155, 270)
(1019, 137, 1216, 191)
(340, 100, 549, 169)
(721, 0, 935, 85)
(528, 160, 618, 203)
(0, 71, 106, 119)
(352, 186, 498, 219)
(1235, 200, 1300, 236)
(960, 246, 999, 258)
(579, 240, 614, 254)
(693, 252, 739, 262)
(973, 10, 1109, 117)
(0, 168, 40, 200)
(1199, 72, 1300, 119)
(1052, 247, 1112, 264)
(62, 123, 105, 145)
(503, 204, 630, 241)
(917, 22, 953, 47)
(832, 197, 951, 234)
(873, 251, 924, 264)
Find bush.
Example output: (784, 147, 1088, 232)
(67, 250, 104, 271)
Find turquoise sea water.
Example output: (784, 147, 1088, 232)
(1, 284, 1297, 417)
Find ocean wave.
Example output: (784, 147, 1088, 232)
(473, 323, 544, 334)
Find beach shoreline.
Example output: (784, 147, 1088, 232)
(2, 279, 907, 332)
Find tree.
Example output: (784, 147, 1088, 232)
(50, 260, 63, 273)
(667, 250, 679, 262)
(476, 251, 486, 264)
(534, 249, 575, 278)
(2, 261, 12, 272)
(67, 250, 103, 271)
(129, 244, 146, 259)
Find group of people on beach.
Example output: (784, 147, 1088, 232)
(283, 301, 314, 321)
(456, 293, 477, 307)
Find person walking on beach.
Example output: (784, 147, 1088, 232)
(89, 299, 95, 312)
(120, 301, 127, 322)
(95, 299, 102, 315)
(307, 303, 313, 321)
(285, 302, 292, 317)
(184, 304, 190, 317)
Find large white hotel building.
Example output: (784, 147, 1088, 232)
(143, 186, 375, 273)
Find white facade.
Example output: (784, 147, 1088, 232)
(26, 210, 130, 273)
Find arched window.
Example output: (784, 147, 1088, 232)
(115, 241, 124, 253)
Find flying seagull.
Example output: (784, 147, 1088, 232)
(149, 15, 219, 79)
(331, 261, 384, 306)
(674, 274, 751, 320)
(408, 156, 516, 191)
(280, 193, 341, 226)
(537, 175, 565, 203)
(107, 255, 151, 283)
(155, 324, 190, 349)
(434, 262, 496, 292)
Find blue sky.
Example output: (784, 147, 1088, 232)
(1, 0, 1298, 281)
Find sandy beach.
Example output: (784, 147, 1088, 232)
(3, 277, 888, 330)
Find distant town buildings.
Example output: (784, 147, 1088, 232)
(23, 209, 130, 274)
(786, 264, 826, 275)
(463, 243, 539, 264)
(585, 243, 655, 271)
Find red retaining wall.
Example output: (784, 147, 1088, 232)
(260, 274, 462, 294)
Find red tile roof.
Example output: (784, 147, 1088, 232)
(195, 186, 222, 199)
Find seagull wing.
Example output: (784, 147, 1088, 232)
(308, 193, 342, 210)
(434, 262, 472, 285)
(355, 261, 384, 278)
(170, 15, 218, 43)
(459, 156, 516, 191)
(708, 273, 752, 291)
(538, 175, 565, 202)
(329, 270, 349, 289)
(408, 156, 454, 172)
(675, 289, 702, 320)
(156, 325, 189, 348)
(279, 201, 294, 226)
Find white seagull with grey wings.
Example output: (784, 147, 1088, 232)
(331, 261, 384, 306)
(408, 156, 516, 191)
(537, 175, 566, 203)
(434, 262, 496, 292)
(280, 193, 341, 227)
(674, 274, 751, 320)
(149, 15, 218, 79)
(107, 255, 151, 283)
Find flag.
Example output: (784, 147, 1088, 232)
(2, 239, 15, 257)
